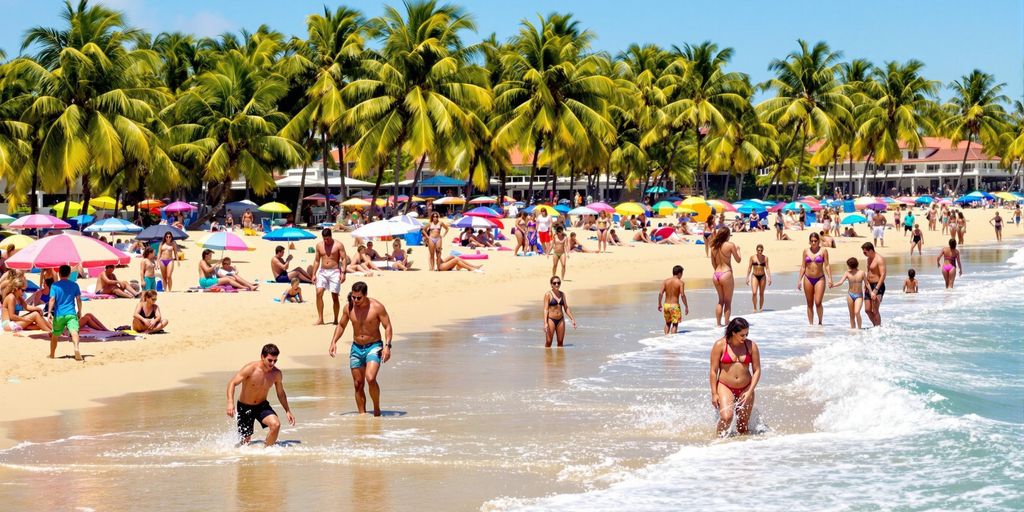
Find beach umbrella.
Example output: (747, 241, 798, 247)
(0, 214, 15, 225)
(585, 201, 616, 213)
(531, 204, 561, 216)
(854, 196, 885, 209)
(914, 195, 934, 205)
(49, 201, 96, 216)
(966, 190, 995, 200)
(645, 186, 669, 194)
(652, 201, 677, 215)
(0, 234, 34, 250)
(782, 201, 818, 213)
(653, 226, 676, 239)
(163, 201, 196, 212)
(70, 214, 95, 225)
(993, 191, 1021, 202)
(341, 198, 371, 208)
(303, 193, 339, 202)
(707, 199, 737, 213)
(83, 218, 144, 233)
(6, 234, 130, 270)
(680, 196, 712, 219)
(386, 194, 411, 204)
(953, 194, 982, 204)
(8, 214, 71, 230)
(674, 206, 698, 215)
(567, 206, 599, 216)
(89, 196, 118, 210)
(895, 196, 916, 205)
(468, 196, 497, 204)
(665, 196, 682, 202)
(433, 196, 466, 205)
(452, 215, 498, 229)
(419, 189, 443, 198)
(138, 199, 165, 210)
(615, 202, 647, 216)
(465, 206, 501, 218)
(262, 227, 317, 242)
(197, 232, 253, 252)
(135, 225, 188, 242)
(736, 204, 767, 215)
(840, 214, 868, 225)
(389, 213, 422, 226)
(258, 201, 292, 214)
(553, 204, 571, 214)
(352, 219, 421, 239)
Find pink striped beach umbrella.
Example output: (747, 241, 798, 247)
(7, 214, 71, 230)
(196, 232, 252, 252)
(163, 201, 197, 213)
(585, 201, 616, 213)
(6, 234, 130, 270)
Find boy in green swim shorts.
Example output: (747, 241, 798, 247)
(48, 265, 83, 361)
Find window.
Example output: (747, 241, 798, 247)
(964, 163, 974, 170)
(926, 164, 940, 171)
(903, 165, 916, 173)
(908, 151, 919, 159)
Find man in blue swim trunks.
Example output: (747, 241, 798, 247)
(328, 281, 394, 416)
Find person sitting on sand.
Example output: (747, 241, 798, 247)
(633, 228, 652, 243)
(199, 250, 258, 291)
(364, 241, 383, 261)
(843, 226, 858, 237)
(459, 227, 473, 247)
(132, 290, 169, 333)
(819, 230, 836, 248)
(98, 265, 141, 298)
(217, 257, 259, 290)
(345, 246, 373, 273)
(657, 226, 686, 245)
(608, 229, 623, 246)
(271, 246, 313, 284)
(226, 343, 295, 446)
(437, 255, 483, 272)
(281, 278, 304, 303)
(387, 239, 414, 271)
(568, 232, 594, 253)
(2, 273, 51, 332)
(469, 229, 493, 248)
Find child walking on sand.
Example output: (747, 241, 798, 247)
(282, 278, 303, 303)
(903, 269, 919, 294)
(830, 257, 866, 329)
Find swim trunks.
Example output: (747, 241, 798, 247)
(52, 314, 79, 335)
(349, 340, 384, 369)
(316, 268, 342, 294)
(199, 277, 218, 289)
(143, 276, 157, 291)
(275, 272, 290, 283)
(872, 226, 885, 239)
(236, 400, 277, 439)
(868, 280, 886, 298)
(663, 303, 681, 324)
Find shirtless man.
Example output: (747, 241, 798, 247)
(225, 343, 295, 446)
(98, 265, 140, 298)
(871, 211, 887, 248)
(862, 242, 887, 327)
(328, 281, 394, 416)
(312, 228, 348, 325)
(657, 265, 689, 334)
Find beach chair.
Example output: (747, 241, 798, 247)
(261, 218, 272, 232)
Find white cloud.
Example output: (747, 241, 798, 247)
(173, 10, 235, 38)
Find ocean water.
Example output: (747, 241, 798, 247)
(487, 245, 1024, 511)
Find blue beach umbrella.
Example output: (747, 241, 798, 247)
(84, 218, 143, 233)
(70, 214, 95, 225)
(841, 214, 867, 225)
(262, 227, 317, 241)
(645, 186, 669, 194)
(553, 204, 571, 214)
(135, 225, 188, 242)
(914, 196, 934, 205)
(736, 204, 767, 214)
(419, 189, 442, 198)
(782, 201, 813, 212)
(953, 194, 982, 204)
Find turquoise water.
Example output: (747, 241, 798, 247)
(490, 245, 1024, 511)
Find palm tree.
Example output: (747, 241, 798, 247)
(16, 0, 164, 218)
(758, 40, 852, 200)
(662, 41, 748, 196)
(0, 53, 34, 209)
(706, 102, 777, 199)
(280, 6, 366, 209)
(174, 52, 303, 224)
(153, 32, 201, 92)
(939, 70, 1008, 193)
(493, 13, 615, 204)
(345, 0, 489, 213)
(851, 61, 937, 195)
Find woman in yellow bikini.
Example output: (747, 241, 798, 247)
(595, 211, 611, 253)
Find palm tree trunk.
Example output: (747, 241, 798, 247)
(114, 185, 123, 218)
(61, 180, 72, 219)
(695, 127, 704, 196)
(859, 151, 874, 196)
(722, 170, 731, 199)
(953, 138, 972, 193)
(762, 121, 802, 200)
(737, 172, 745, 200)
(498, 167, 508, 209)
(526, 140, 542, 204)
(404, 154, 428, 214)
(391, 136, 405, 216)
(79, 174, 93, 229)
(30, 167, 39, 214)
(790, 130, 809, 201)
(294, 136, 311, 225)
(370, 163, 385, 217)
(321, 132, 330, 199)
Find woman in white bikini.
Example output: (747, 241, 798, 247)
(709, 227, 741, 327)
(422, 212, 448, 271)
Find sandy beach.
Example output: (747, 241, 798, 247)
(1, 207, 1018, 449)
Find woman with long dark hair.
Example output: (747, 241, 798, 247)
(709, 228, 741, 327)
(709, 317, 761, 435)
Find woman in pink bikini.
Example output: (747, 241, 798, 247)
(797, 232, 831, 325)
(709, 227, 741, 327)
(937, 238, 963, 289)
(709, 317, 761, 436)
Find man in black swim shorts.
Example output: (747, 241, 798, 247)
(226, 344, 295, 446)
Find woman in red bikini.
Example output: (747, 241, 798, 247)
(797, 232, 831, 325)
(709, 317, 761, 436)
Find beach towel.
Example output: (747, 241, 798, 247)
(81, 291, 116, 300)
(14, 328, 138, 341)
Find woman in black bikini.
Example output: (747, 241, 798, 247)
(132, 290, 169, 333)
(745, 244, 772, 312)
(542, 275, 576, 348)
(798, 232, 831, 325)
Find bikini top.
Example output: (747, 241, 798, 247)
(721, 341, 752, 365)
(804, 252, 824, 263)
(752, 257, 766, 267)
(140, 305, 157, 319)
(548, 292, 562, 307)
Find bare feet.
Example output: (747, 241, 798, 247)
(74, 351, 84, 362)
(373, 409, 382, 417)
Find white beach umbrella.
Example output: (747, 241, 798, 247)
(351, 219, 420, 239)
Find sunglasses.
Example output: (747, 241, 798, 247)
(351, 294, 365, 301)
(551, 281, 561, 286)
(266, 358, 278, 364)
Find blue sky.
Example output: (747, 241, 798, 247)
(2, 0, 1021, 100)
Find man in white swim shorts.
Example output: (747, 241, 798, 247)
(312, 228, 348, 325)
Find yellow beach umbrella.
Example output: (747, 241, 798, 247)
(433, 197, 466, 205)
(994, 191, 1020, 202)
(1, 234, 35, 250)
(341, 198, 371, 208)
(49, 201, 96, 216)
(531, 204, 561, 216)
(680, 196, 711, 219)
(89, 196, 118, 209)
(258, 201, 292, 214)
(615, 201, 647, 216)
(674, 206, 698, 215)
(410, 196, 426, 203)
